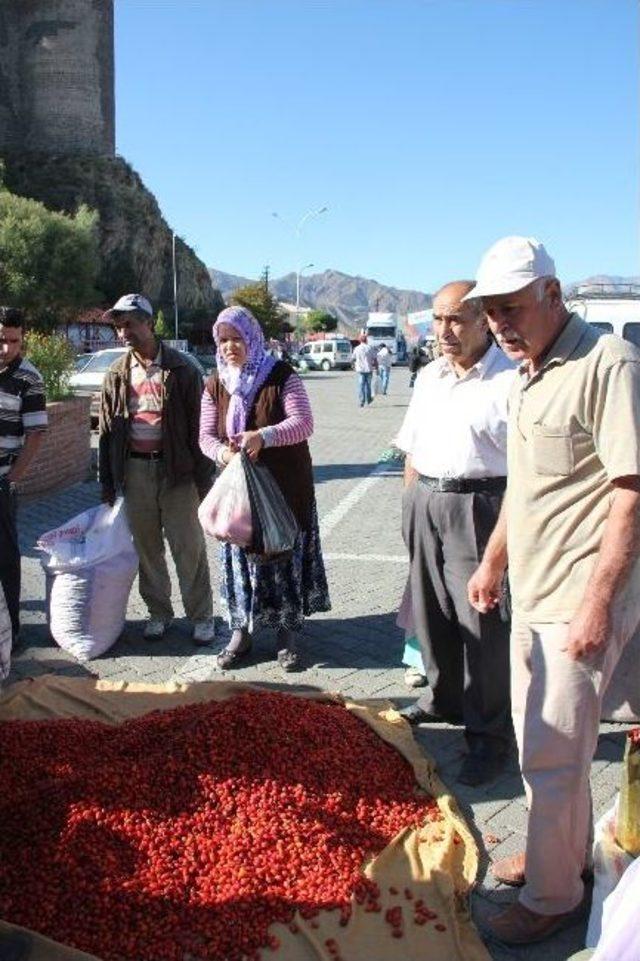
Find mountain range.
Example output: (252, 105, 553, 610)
(209, 268, 432, 328)
(209, 267, 640, 328)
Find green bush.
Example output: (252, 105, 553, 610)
(24, 332, 76, 401)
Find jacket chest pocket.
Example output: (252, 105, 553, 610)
(531, 423, 574, 476)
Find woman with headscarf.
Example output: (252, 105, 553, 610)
(199, 306, 331, 671)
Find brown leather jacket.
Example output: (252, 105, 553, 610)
(98, 344, 213, 499)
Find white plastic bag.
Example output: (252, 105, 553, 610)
(591, 855, 640, 961)
(586, 797, 635, 947)
(373, 372, 383, 396)
(37, 499, 138, 661)
(198, 454, 253, 547)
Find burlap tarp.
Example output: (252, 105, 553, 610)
(0, 676, 491, 961)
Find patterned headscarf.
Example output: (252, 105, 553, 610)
(212, 306, 276, 438)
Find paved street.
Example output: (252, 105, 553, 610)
(15, 368, 627, 961)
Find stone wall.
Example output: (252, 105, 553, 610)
(18, 396, 92, 498)
(0, 0, 115, 156)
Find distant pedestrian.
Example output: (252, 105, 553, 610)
(352, 335, 377, 406)
(0, 307, 47, 641)
(408, 339, 433, 387)
(377, 343, 393, 394)
(99, 294, 215, 645)
(200, 306, 330, 672)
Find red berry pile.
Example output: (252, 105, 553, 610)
(0, 691, 441, 961)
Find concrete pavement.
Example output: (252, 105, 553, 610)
(14, 367, 627, 961)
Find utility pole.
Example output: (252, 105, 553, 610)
(172, 232, 179, 339)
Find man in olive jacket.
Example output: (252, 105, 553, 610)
(99, 294, 215, 644)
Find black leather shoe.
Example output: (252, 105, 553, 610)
(216, 644, 252, 670)
(458, 747, 508, 786)
(399, 704, 443, 725)
(0, 932, 31, 961)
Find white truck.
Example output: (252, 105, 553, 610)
(565, 284, 640, 346)
(366, 312, 403, 364)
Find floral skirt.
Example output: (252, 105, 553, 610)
(219, 501, 331, 633)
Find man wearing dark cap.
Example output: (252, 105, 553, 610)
(99, 294, 215, 644)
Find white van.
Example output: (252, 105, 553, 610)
(298, 338, 353, 371)
(566, 286, 640, 348)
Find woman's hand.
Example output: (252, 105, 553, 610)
(230, 430, 264, 461)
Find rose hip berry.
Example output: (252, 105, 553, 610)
(0, 691, 441, 961)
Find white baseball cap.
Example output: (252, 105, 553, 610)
(462, 236, 556, 300)
(104, 293, 153, 318)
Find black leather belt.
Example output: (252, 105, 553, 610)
(129, 450, 163, 461)
(419, 475, 506, 494)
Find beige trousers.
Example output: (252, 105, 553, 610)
(511, 614, 632, 915)
(124, 458, 213, 624)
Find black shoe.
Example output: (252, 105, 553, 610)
(0, 932, 31, 961)
(458, 746, 508, 787)
(216, 639, 252, 670)
(399, 704, 443, 726)
(277, 647, 300, 671)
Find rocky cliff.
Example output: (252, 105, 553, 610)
(3, 153, 215, 313)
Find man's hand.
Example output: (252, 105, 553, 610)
(230, 430, 264, 462)
(101, 486, 116, 507)
(468, 560, 505, 614)
(564, 601, 611, 662)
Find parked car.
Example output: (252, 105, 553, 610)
(297, 338, 353, 371)
(69, 347, 206, 425)
(74, 353, 93, 373)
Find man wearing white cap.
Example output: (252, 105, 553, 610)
(99, 294, 215, 645)
(467, 237, 640, 944)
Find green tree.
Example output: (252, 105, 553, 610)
(303, 310, 338, 334)
(24, 332, 76, 401)
(230, 271, 287, 340)
(155, 309, 171, 339)
(0, 182, 99, 329)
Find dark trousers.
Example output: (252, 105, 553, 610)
(0, 480, 20, 638)
(402, 480, 511, 749)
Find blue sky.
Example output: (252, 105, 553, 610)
(115, 0, 638, 293)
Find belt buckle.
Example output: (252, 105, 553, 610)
(438, 477, 455, 493)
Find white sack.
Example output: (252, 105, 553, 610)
(586, 797, 635, 948)
(38, 499, 138, 661)
(592, 856, 640, 961)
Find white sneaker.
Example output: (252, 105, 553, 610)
(193, 618, 216, 646)
(144, 619, 169, 640)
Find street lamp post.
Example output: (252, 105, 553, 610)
(296, 262, 314, 338)
(272, 206, 328, 343)
(172, 231, 179, 340)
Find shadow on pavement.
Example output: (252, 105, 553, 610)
(313, 462, 379, 483)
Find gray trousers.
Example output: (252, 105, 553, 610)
(124, 458, 213, 624)
(402, 480, 511, 748)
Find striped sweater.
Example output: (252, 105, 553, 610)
(199, 371, 313, 463)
